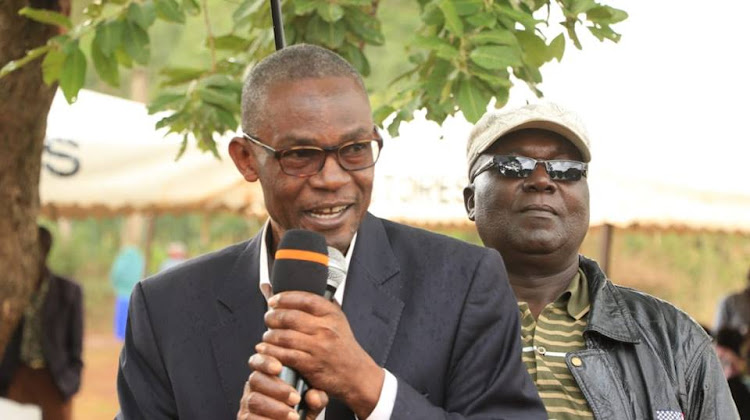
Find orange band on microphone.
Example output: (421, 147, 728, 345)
(275, 249, 329, 266)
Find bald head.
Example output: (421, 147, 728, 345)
(241, 44, 367, 135)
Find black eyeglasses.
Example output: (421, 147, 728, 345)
(471, 155, 588, 182)
(241, 128, 383, 177)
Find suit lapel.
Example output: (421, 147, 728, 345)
(327, 215, 404, 420)
(342, 214, 404, 367)
(210, 233, 268, 416)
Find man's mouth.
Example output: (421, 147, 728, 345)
(306, 205, 350, 219)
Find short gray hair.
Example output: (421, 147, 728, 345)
(241, 44, 367, 134)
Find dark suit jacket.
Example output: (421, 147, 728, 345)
(0, 272, 84, 400)
(117, 214, 545, 419)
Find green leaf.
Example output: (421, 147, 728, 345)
(18, 7, 72, 29)
(338, 0, 371, 5)
(293, 0, 320, 15)
(59, 43, 87, 103)
(305, 16, 345, 49)
(96, 21, 124, 56)
(155, 0, 186, 23)
(159, 67, 205, 86)
(232, 0, 264, 24)
(469, 45, 522, 70)
(588, 25, 621, 42)
(201, 74, 242, 91)
(470, 29, 516, 46)
(122, 21, 150, 65)
(127, 2, 156, 30)
(569, 0, 596, 15)
(182, 0, 200, 16)
(465, 12, 495, 29)
(211, 34, 251, 51)
(317, 3, 344, 23)
(469, 66, 512, 88)
(197, 88, 240, 113)
(456, 78, 490, 123)
(373, 105, 395, 126)
(114, 48, 133, 68)
(423, 59, 452, 99)
(494, 4, 539, 29)
(41, 48, 64, 84)
(91, 37, 120, 87)
(209, 104, 238, 129)
(148, 93, 185, 113)
(343, 7, 385, 45)
(549, 33, 565, 61)
(438, 0, 463, 36)
(587, 6, 628, 24)
(340, 43, 370, 76)
(515, 31, 548, 67)
(413, 35, 459, 60)
(452, 0, 483, 16)
(421, 3, 444, 26)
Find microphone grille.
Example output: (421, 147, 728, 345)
(326, 246, 347, 290)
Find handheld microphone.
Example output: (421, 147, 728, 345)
(295, 246, 348, 419)
(270, 230, 329, 407)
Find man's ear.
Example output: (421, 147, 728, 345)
(463, 185, 476, 221)
(228, 137, 260, 182)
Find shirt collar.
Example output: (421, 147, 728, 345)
(563, 268, 590, 320)
(258, 219, 357, 304)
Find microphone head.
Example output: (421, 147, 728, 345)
(326, 246, 347, 291)
(271, 229, 328, 296)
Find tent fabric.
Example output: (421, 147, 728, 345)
(42, 89, 264, 218)
(42, 90, 750, 234)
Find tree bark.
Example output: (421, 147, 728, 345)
(0, 0, 63, 356)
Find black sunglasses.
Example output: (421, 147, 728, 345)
(242, 127, 383, 177)
(471, 155, 588, 182)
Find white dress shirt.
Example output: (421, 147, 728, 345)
(257, 221, 397, 420)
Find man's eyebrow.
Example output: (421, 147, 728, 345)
(277, 126, 374, 147)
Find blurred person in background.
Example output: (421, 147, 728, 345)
(109, 245, 144, 341)
(715, 327, 750, 419)
(157, 241, 188, 272)
(0, 226, 83, 420)
(463, 102, 738, 419)
(715, 267, 750, 335)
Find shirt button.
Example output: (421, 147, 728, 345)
(536, 346, 546, 355)
(571, 357, 583, 367)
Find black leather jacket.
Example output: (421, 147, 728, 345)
(571, 256, 738, 420)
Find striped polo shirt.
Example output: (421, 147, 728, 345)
(518, 269, 593, 419)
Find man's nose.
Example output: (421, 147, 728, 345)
(522, 163, 556, 193)
(309, 153, 350, 189)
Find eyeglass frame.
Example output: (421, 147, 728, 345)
(241, 126, 384, 177)
(470, 154, 588, 183)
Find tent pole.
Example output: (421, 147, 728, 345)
(270, 0, 286, 50)
(599, 223, 614, 275)
(143, 214, 157, 276)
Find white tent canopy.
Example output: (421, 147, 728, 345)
(42, 89, 750, 233)
(42, 89, 264, 218)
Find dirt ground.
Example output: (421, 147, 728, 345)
(73, 333, 122, 419)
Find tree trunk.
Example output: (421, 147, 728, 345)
(0, 0, 63, 356)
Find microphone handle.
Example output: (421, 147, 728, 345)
(296, 284, 338, 419)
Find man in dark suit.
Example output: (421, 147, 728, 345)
(0, 226, 83, 420)
(117, 44, 545, 420)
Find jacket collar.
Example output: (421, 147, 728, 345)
(580, 255, 641, 344)
(340, 213, 404, 366)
